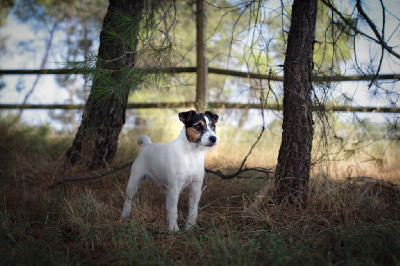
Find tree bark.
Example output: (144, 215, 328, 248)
(66, 0, 145, 169)
(275, 0, 318, 208)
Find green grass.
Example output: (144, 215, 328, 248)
(1, 116, 400, 265)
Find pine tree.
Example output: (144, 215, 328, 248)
(275, 0, 318, 208)
(66, 0, 146, 169)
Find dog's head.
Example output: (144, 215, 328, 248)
(179, 110, 219, 149)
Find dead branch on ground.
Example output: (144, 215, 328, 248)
(349, 176, 400, 193)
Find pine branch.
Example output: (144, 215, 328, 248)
(349, 176, 400, 192)
(321, 0, 400, 59)
(355, 0, 400, 60)
(205, 167, 274, 179)
(320, 0, 377, 43)
(48, 161, 134, 190)
(48, 163, 274, 190)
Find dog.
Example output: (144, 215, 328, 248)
(121, 110, 219, 231)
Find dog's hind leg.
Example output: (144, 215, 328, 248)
(184, 180, 203, 230)
(121, 166, 145, 219)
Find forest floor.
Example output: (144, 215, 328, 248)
(1, 117, 400, 265)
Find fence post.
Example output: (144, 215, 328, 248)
(196, 0, 207, 113)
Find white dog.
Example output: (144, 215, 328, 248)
(121, 110, 219, 231)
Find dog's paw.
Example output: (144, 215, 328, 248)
(184, 223, 196, 231)
(168, 224, 180, 232)
(120, 214, 129, 220)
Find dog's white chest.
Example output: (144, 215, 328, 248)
(171, 151, 205, 183)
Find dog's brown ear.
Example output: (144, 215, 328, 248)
(205, 111, 219, 123)
(179, 110, 196, 124)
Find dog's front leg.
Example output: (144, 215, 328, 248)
(184, 180, 203, 230)
(166, 187, 180, 231)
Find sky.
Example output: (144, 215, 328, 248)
(0, 0, 399, 130)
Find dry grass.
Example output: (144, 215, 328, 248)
(1, 116, 400, 265)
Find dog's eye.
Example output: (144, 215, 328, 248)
(210, 124, 215, 130)
(194, 125, 202, 131)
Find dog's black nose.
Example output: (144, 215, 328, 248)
(209, 136, 217, 143)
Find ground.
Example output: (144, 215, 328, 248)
(1, 119, 400, 265)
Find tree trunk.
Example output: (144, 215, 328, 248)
(275, 0, 318, 208)
(66, 0, 145, 169)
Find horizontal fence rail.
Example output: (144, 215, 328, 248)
(1, 68, 400, 82)
(1, 102, 399, 113)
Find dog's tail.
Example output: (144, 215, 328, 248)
(137, 135, 152, 147)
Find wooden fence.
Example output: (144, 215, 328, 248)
(0, 68, 399, 113)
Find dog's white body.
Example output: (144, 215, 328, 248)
(121, 111, 218, 231)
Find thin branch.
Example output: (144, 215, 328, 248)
(48, 161, 133, 189)
(356, 0, 400, 59)
(320, 0, 377, 43)
(16, 20, 59, 123)
(367, 0, 385, 88)
(48, 162, 274, 190)
(205, 167, 274, 179)
(321, 0, 400, 60)
(349, 176, 400, 193)
(207, 65, 273, 180)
